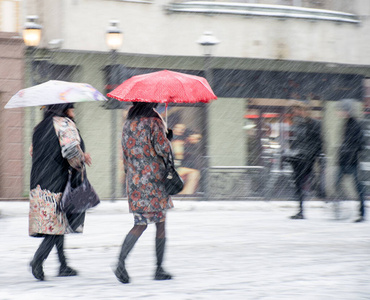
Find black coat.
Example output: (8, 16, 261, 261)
(290, 117, 323, 163)
(338, 117, 364, 169)
(30, 116, 85, 193)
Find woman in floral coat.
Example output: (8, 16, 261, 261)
(115, 102, 173, 284)
(29, 103, 91, 281)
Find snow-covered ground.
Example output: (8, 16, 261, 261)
(0, 200, 369, 300)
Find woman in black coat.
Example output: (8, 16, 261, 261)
(29, 103, 91, 280)
(284, 100, 323, 219)
(336, 99, 366, 222)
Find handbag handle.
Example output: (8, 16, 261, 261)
(163, 148, 176, 171)
(68, 164, 86, 182)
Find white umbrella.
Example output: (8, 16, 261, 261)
(5, 80, 107, 109)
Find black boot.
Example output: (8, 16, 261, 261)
(115, 262, 130, 284)
(290, 200, 304, 219)
(30, 260, 44, 281)
(56, 235, 78, 277)
(154, 238, 172, 280)
(354, 216, 365, 223)
(58, 265, 78, 277)
(115, 234, 139, 284)
(290, 212, 304, 219)
(30, 235, 56, 281)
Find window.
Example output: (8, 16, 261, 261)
(279, 0, 302, 6)
(307, 0, 325, 9)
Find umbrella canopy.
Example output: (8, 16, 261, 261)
(5, 80, 107, 109)
(107, 70, 217, 104)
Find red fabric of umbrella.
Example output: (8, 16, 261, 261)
(107, 70, 217, 104)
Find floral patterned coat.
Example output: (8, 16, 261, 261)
(122, 116, 174, 213)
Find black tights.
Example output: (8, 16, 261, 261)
(33, 235, 67, 267)
(128, 222, 166, 239)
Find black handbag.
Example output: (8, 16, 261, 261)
(164, 151, 184, 195)
(61, 169, 100, 214)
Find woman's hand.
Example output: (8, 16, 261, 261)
(84, 153, 92, 166)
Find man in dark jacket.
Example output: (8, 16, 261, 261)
(336, 99, 366, 222)
(284, 100, 323, 219)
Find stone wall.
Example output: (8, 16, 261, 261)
(0, 32, 24, 198)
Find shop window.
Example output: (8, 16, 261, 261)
(166, 105, 205, 196)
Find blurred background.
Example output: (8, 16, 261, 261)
(1, 0, 370, 201)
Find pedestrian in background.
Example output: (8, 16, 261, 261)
(335, 99, 366, 222)
(283, 100, 323, 219)
(115, 102, 173, 284)
(29, 104, 92, 281)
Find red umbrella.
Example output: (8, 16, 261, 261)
(108, 69, 217, 103)
(107, 70, 217, 121)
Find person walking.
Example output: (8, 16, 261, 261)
(29, 103, 92, 281)
(335, 99, 366, 222)
(283, 100, 323, 219)
(115, 102, 173, 284)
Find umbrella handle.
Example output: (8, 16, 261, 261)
(165, 103, 168, 125)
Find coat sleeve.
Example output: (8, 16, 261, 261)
(315, 120, 323, 156)
(151, 118, 172, 165)
(357, 121, 366, 152)
(53, 116, 85, 170)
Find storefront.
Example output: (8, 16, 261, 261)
(22, 50, 370, 199)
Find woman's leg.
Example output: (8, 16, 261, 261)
(128, 225, 148, 237)
(55, 235, 77, 276)
(290, 161, 306, 218)
(154, 221, 172, 280)
(352, 166, 366, 221)
(31, 235, 57, 280)
(333, 166, 345, 219)
(115, 224, 147, 284)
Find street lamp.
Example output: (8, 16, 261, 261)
(23, 16, 42, 130)
(23, 16, 42, 47)
(106, 21, 123, 51)
(197, 31, 220, 86)
(197, 31, 220, 200)
(197, 31, 220, 56)
(106, 20, 123, 201)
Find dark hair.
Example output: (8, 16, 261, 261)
(127, 102, 160, 120)
(44, 103, 74, 119)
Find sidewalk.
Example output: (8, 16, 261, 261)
(0, 200, 369, 300)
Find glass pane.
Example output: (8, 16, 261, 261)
(166, 105, 205, 196)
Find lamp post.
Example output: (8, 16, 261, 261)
(106, 20, 123, 201)
(197, 31, 220, 200)
(23, 16, 42, 129)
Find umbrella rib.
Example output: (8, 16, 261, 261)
(171, 74, 194, 103)
(173, 72, 216, 102)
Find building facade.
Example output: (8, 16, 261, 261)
(1, 0, 370, 199)
(0, 0, 24, 199)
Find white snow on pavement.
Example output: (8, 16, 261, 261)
(0, 200, 369, 300)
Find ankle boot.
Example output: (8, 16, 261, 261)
(30, 235, 57, 281)
(115, 233, 139, 284)
(56, 235, 77, 276)
(155, 266, 172, 280)
(115, 261, 130, 284)
(58, 265, 78, 276)
(30, 260, 44, 281)
(154, 238, 172, 280)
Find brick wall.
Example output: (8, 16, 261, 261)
(0, 32, 24, 198)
